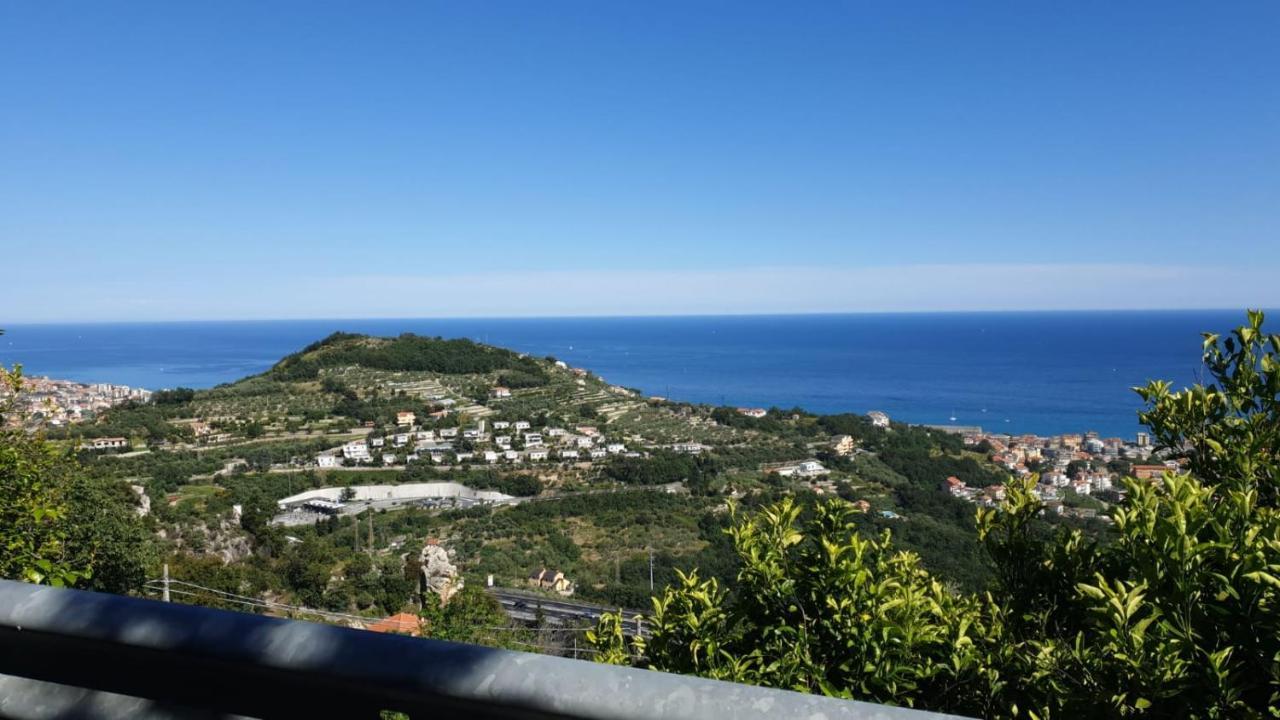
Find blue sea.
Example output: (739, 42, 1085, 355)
(0, 311, 1254, 439)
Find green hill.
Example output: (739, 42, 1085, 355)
(268, 332, 549, 385)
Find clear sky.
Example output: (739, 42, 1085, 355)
(2, 2, 1277, 321)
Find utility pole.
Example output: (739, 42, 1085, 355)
(649, 548, 654, 592)
(162, 563, 170, 602)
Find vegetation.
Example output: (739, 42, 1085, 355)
(591, 311, 1280, 718)
(268, 332, 548, 383)
(0, 335, 151, 591)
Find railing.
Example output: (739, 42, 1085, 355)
(0, 580, 970, 720)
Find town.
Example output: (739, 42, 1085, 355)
(1, 375, 152, 428)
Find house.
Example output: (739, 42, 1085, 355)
(415, 431, 435, 442)
(545, 427, 567, 437)
(315, 455, 338, 468)
(575, 426, 600, 437)
(365, 612, 421, 637)
(868, 411, 890, 428)
(737, 407, 767, 418)
(495, 435, 512, 446)
(396, 411, 416, 427)
(575, 437, 594, 448)
(527, 568, 574, 596)
(589, 448, 607, 460)
(492, 421, 511, 430)
(1132, 464, 1168, 480)
(89, 437, 128, 451)
(342, 441, 371, 462)
(503, 450, 519, 462)
(528, 449, 549, 461)
(483, 451, 499, 464)
(490, 386, 512, 399)
(369, 437, 386, 448)
(393, 433, 409, 447)
(771, 460, 828, 478)
(832, 435, 856, 456)
(438, 427, 458, 439)
(382, 453, 398, 465)
(606, 443, 626, 454)
(793, 460, 827, 477)
(513, 421, 531, 431)
(671, 442, 708, 454)
(943, 476, 967, 496)
(560, 449, 580, 460)
(524, 433, 544, 447)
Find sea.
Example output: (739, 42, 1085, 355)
(0, 311, 1255, 439)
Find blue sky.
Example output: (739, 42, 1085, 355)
(2, 2, 1277, 321)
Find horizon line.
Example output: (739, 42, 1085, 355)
(4, 306, 1270, 327)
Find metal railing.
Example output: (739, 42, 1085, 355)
(0, 580, 970, 720)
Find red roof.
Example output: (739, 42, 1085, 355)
(365, 612, 421, 636)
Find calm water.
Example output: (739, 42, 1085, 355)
(0, 311, 1251, 438)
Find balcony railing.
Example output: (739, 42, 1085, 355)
(0, 579, 970, 719)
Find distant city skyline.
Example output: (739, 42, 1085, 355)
(2, 2, 1278, 321)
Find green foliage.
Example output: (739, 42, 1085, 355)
(1, 358, 151, 590)
(269, 332, 547, 381)
(419, 585, 531, 649)
(594, 498, 1002, 714)
(592, 311, 1280, 718)
(152, 387, 196, 405)
(604, 451, 717, 486)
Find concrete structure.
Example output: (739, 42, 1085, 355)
(276, 482, 514, 511)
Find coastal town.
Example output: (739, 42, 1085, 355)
(951, 423, 1165, 519)
(1, 375, 151, 428)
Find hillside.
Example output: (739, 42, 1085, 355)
(64, 332, 1019, 618)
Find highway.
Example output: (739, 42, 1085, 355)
(487, 587, 650, 637)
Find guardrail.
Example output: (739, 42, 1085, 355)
(0, 580, 971, 719)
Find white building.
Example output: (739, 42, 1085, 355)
(343, 441, 371, 462)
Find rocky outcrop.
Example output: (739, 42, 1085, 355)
(419, 542, 463, 604)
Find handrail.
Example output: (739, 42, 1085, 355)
(0, 580, 970, 719)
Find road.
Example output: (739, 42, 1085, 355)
(487, 587, 649, 637)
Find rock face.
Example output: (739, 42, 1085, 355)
(130, 484, 152, 517)
(419, 543, 463, 604)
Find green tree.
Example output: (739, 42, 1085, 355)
(0, 352, 86, 586)
(419, 585, 531, 649)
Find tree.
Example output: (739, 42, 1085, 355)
(591, 311, 1280, 718)
(419, 585, 531, 649)
(0, 353, 86, 586)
